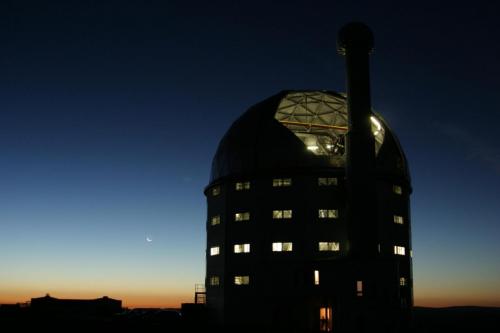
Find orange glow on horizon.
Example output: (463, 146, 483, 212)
(0, 287, 193, 309)
(415, 296, 500, 308)
(0, 293, 191, 309)
(414, 281, 500, 308)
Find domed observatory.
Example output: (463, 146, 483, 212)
(204, 24, 413, 333)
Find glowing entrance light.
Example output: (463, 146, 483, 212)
(307, 145, 319, 151)
(319, 306, 333, 332)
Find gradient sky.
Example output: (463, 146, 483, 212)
(1, 1, 499, 308)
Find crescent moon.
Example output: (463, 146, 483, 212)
(146, 237, 152, 242)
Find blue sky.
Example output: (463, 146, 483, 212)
(1, 1, 499, 307)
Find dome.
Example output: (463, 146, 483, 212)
(210, 90, 410, 186)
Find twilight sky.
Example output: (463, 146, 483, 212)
(1, 1, 499, 308)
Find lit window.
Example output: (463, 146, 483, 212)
(235, 181, 250, 191)
(318, 177, 338, 186)
(209, 276, 220, 286)
(393, 185, 403, 195)
(234, 243, 251, 253)
(234, 212, 250, 221)
(318, 242, 340, 252)
(234, 275, 250, 285)
(357, 280, 363, 296)
(318, 209, 338, 219)
(210, 246, 220, 256)
(394, 246, 405, 256)
(394, 215, 404, 224)
(272, 210, 292, 219)
(272, 242, 293, 252)
(400, 277, 406, 286)
(211, 215, 221, 226)
(314, 270, 320, 285)
(273, 178, 292, 187)
(211, 186, 220, 196)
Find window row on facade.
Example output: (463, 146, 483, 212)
(211, 177, 337, 196)
(210, 244, 408, 256)
(210, 211, 405, 225)
(211, 180, 404, 196)
(208, 272, 408, 289)
(209, 242, 341, 255)
(210, 209, 339, 225)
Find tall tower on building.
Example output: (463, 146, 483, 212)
(204, 23, 413, 332)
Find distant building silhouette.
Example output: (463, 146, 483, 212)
(204, 23, 413, 332)
(30, 294, 122, 316)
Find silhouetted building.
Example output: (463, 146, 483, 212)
(204, 23, 412, 332)
(30, 294, 122, 316)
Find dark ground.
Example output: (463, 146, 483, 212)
(412, 306, 500, 333)
(1, 305, 499, 332)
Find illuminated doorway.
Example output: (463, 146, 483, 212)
(319, 306, 333, 332)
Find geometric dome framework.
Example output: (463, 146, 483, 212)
(275, 91, 385, 163)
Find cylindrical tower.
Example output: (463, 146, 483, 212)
(338, 22, 378, 259)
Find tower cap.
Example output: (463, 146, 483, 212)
(337, 22, 374, 55)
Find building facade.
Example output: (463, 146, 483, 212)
(204, 23, 413, 333)
(204, 90, 412, 332)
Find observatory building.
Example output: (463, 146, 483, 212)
(204, 23, 412, 332)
